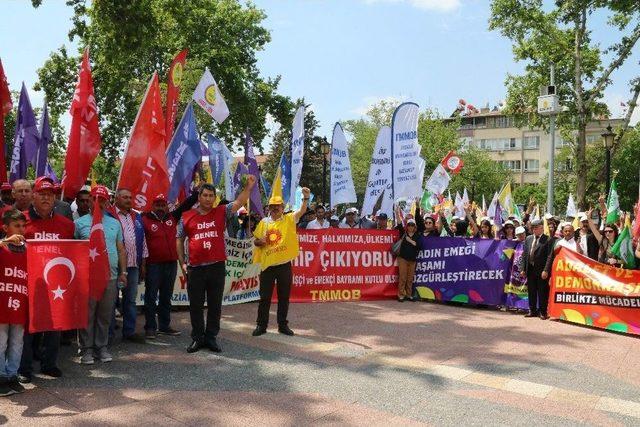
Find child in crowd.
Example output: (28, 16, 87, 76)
(0, 209, 28, 396)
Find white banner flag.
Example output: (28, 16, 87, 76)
(425, 164, 451, 195)
(289, 105, 305, 200)
(192, 68, 230, 124)
(330, 123, 357, 208)
(391, 102, 421, 200)
(379, 183, 394, 219)
(222, 143, 235, 201)
(361, 126, 391, 216)
(566, 193, 577, 218)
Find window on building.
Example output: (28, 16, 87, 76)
(586, 134, 601, 144)
(495, 116, 513, 128)
(498, 160, 521, 171)
(556, 158, 574, 171)
(524, 159, 539, 172)
(523, 136, 540, 149)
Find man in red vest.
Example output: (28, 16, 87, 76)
(19, 177, 74, 383)
(177, 176, 255, 354)
(141, 192, 197, 339)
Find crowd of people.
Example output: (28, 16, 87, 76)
(0, 176, 634, 398)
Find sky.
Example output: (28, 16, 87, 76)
(1, 0, 638, 151)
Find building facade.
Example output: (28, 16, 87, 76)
(450, 108, 623, 184)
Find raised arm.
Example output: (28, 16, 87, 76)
(465, 203, 479, 237)
(586, 207, 603, 243)
(293, 187, 310, 223)
(230, 175, 257, 215)
(171, 189, 199, 220)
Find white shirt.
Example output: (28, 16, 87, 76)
(556, 237, 578, 252)
(339, 219, 361, 229)
(306, 218, 329, 229)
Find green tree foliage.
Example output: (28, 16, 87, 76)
(33, 0, 292, 185)
(342, 101, 510, 205)
(489, 0, 640, 208)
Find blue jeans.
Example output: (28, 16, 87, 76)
(144, 262, 177, 332)
(120, 267, 140, 337)
(0, 324, 24, 379)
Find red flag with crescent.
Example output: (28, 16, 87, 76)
(27, 240, 89, 333)
(0, 58, 13, 183)
(89, 199, 111, 300)
(165, 49, 188, 147)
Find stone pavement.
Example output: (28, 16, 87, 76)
(3, 300, 640, 426)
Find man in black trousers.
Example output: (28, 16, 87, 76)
(518, 219, 552, 319)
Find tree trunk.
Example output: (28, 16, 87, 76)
(575, 122, 587, 209)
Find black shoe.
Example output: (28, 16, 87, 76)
(539, 314, 550, 320)
(41, 367, 63, 378)
(186, 340, 204, 353)
(9, 379, 25, 394)
(0, 382, 15, 397)
(123, 333, 146, 344)
(205, 338, 222, 353)
(278, 325, 294, 336)
(17, 374, 31, 384)
(252, 326, 267, 336)
(524, 312, 539, 318)
(157, 328, 181, 336)
(397, 297, 405, 302)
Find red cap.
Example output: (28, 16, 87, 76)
(0, 182, 11, 192)
(91, 185, 110, 200)
(153, 193, 167, 203)
(53, 183, 62, 194)
(33, 177, 55, 193)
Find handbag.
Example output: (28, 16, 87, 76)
(391, 234, 404, 256)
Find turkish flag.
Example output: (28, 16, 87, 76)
(27, 240, 89, 333)
(89, 200, 111, 300)
(62, 49, 102, 199)
(165, 49, 188, 147)
(117, 72, 169, 211)
(0, 58, 13, 183)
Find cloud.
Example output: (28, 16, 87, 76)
(603, 92, 640, 126)
(362, 0, 461, 13)
(351, 95, 409, 116)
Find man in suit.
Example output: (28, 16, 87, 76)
(518, 219, 551, 319)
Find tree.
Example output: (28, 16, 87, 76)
(33, 0, 292, 185)
(489, 0, 640, 208)
(343, 101, 510, 205)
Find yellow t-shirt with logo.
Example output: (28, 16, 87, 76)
(253, 213, 299, 270)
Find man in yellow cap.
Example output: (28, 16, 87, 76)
(252, 187, 310, 336)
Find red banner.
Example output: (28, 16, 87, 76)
(0, 58, 12, 183)
(288, 229, 399, 303)
(165, 49, 187, 147)
(117, 72, 169, 211)
(27, 240, 90, 333)
(549, 247, 640, 336)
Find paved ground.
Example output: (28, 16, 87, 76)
(3, 300, 640, 426)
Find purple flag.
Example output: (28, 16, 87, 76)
(9, 83, 39, 182)
(233, 161, 249, 198)
(44, 162, 59, 183)
(36, 102, 51, 177)
(166, 103, 202, 202)
(243, 131, 263, 217)
(493, 200, 503, 230)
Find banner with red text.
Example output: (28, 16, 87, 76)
(289, 229, 399, 303)
(549, 248, 640, 336)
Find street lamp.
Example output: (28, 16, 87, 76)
(602, 124, 615, 196)
(321, 137, 331, 205)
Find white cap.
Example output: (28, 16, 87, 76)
(406, 218, 416, 225)
(579, 213, 588, 222)
(503, 220, 514, 226)
(330, 215, 339, 221)
(346, 207, 358, 214)
(515, 226, 526, 235)
(544, 213, 554, 220)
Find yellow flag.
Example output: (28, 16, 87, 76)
(90, 169, 97, 189)
(410, 200, 417, 217)
(271, 165, 283, 201)
(498, 182, 513, 215)
(572, 215, 580, 230)
(543, 215, 550, 236)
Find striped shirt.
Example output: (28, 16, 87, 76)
(117, 207, 148, 267)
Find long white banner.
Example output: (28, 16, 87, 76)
(330, 123, 357, 208)
(289, 105, 305, 204)
(362, 126, 391, 216)
(391, 102, 422, 200)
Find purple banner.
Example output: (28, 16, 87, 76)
(504, 242, 528, 310)
(413, 237, 518, 306)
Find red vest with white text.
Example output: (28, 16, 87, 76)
(24, 211, 74, 240)
(142, 214, 178, 263)
(0, 245, 28, 324)
(182, 206, 226, 267)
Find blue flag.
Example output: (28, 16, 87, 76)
(260, 173, 271, 201)
(36, 102, 51, 177)
(233, 161, 249, 197)
(45, 162, 59, 183)
(9, 83, 39, 182)
(279, 152, 291, 205)
(166, 103, 202, 202)
(244, 131, 263, 217)
(206, 133, 225, 186)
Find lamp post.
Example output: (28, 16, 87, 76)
(602, 124, 615, 197)
(321, 137, 331, 205)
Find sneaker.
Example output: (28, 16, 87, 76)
(80, 353, 94, 365)
(145, 330, 157, 340)
(98, 348, 113, 363)
(157, 328, 181, 336)
(9, 378, 25, 394)
(17, 374, 31, 384)
(0, 381, 15, 397)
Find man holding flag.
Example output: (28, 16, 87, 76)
(74, 185, 127, 364)
(177, 176, 256, 354)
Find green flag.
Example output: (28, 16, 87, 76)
(611, 225, 635, 268)
(606, 179, 620, 223)
(420, 188, 433, 212)
(511, 199, 522, 222)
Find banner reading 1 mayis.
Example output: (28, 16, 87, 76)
(549, 248, 640, 336)
(291, 229, 399, 302)
(413, 237, 517, 305)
